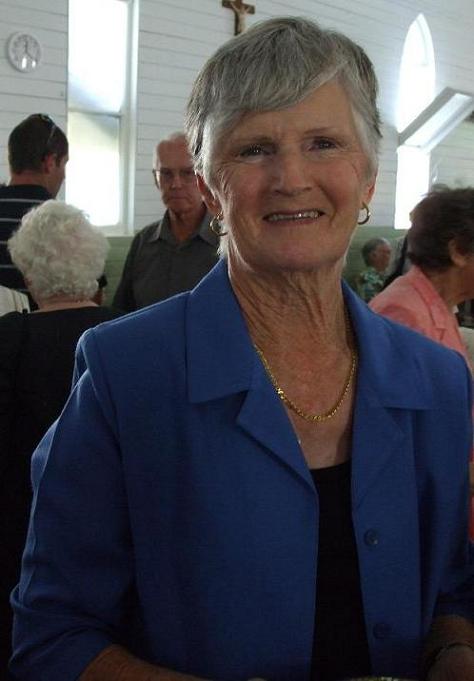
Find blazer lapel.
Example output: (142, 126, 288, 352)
(237, 360, 314, 489)
(351, 379, 406, 508)
(344, 284, 434, 508)
(186, 261, 314, 489)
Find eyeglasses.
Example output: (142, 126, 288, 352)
(36, 113, 57, 155)
(152, 168, 196, 184)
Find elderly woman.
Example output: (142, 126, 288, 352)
(11, 18, 473, 681)
(0, 200, 120, 679)
(356, 237, 392, 302)
(370, 187, 474, 364)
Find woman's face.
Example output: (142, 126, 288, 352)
(369, 242, 392, 272)
(199, 80, 376, 276)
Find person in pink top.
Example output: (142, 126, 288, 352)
(370, 187, 474, 364)
(370, 264, 470, 364)
(370, 186, 474, 537)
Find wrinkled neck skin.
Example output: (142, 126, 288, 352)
(228, 253, 350, 362)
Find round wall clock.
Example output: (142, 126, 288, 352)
(7, 32, 42, 72)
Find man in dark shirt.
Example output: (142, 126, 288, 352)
(0, 114, 68, 297)
(113, 133, 218, 312)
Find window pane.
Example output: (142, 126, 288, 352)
(394, 146, 429, 229)
(397, 15, 435, 131)
(69, 0, 128, 112)
(66, 113, 121, 226)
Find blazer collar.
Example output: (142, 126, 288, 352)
(344, 282, 435, 410)
(187, 260, 433, 411)
(186, 260, 256, 403)
(186, 262, 436, 494)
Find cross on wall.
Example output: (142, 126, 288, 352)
(222, 0, 256, 35)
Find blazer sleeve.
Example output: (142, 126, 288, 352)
(10, 330, 135, 681)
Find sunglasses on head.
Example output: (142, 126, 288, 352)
(35, 113, 57, 155)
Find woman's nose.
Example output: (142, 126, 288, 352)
(271, 150, 312, 195)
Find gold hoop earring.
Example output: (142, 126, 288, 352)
(357, 202, 371, 225)
(210, 212, 227, 237)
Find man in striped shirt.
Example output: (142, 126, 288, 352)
(0, 114, 68, 297)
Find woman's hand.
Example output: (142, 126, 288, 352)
(80, 645, 210, 681)
(422, 615, 474, 681)
(426, 643, 474, 681)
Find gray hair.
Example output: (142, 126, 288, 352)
(153, 131, 188, 168)
(361, 237, 391, 265)
(8, 200, 109, 302)
(185, 16, 382, 185)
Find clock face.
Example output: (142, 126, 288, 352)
(7, 32, 42, 72)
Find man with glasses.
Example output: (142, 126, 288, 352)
(113, 132, 218, 312)
(0, 114, 69, 299)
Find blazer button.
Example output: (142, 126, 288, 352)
(364, 529, 379, 546)
(373, 622, 391, 639)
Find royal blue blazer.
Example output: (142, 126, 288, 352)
(11, 261, 474, 681)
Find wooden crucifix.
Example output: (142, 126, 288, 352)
(222, 0, 255, 35)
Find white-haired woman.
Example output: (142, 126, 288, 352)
(0, 200, 121, 679)
(11, 18, 473, 681)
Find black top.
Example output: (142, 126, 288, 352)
(311, 461, 371, 681)
(0, 305, 121, 678)
(0, 184, 52, 294)
(0, 306, 121, 465)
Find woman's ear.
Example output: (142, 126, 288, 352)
(196, 174, 222, 216)
(363, 172, 377, 205)
(448, 239, 468, 268)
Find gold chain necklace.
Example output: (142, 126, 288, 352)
(254, 317, 358, 423)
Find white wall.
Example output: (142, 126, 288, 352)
(431, 119, 474, 187)
(134, 0, 474, 230)
(1, 0, 474, 231)
(0, 0, 68, 183)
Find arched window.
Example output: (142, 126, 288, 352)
(394, 15, 435, 229)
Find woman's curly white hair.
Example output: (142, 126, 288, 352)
(8, 200, 109, 302)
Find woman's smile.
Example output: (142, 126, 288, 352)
(264, 209, 325, 224)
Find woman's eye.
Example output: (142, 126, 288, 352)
(239, 144, 268, 158)
(311, 138, 336, 150)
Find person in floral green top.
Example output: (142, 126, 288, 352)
(356, 237, 392, 301)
